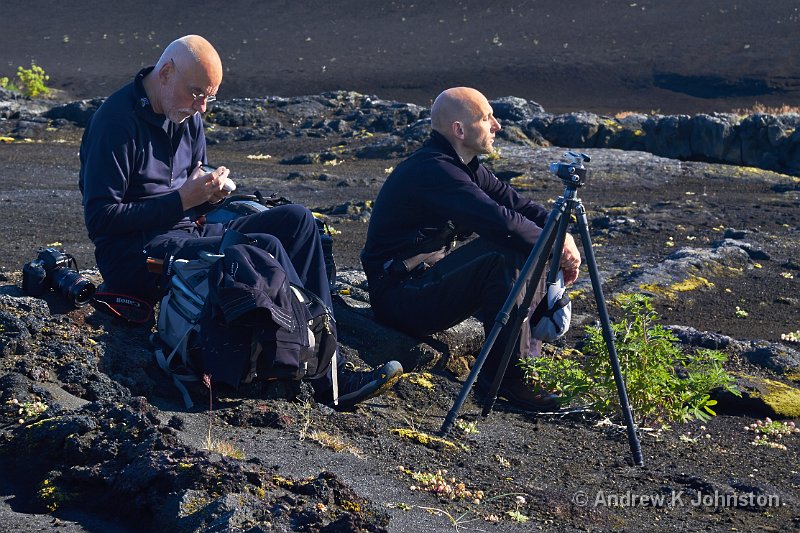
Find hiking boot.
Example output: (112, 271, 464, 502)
(331, 360, 404, 410)
(477, 373, 561, 412)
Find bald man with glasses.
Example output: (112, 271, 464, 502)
(79, 35, 402, 409)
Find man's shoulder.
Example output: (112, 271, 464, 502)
(398, 143, 460, 172)
(84, 83, 141, 139)
(92, 82, 138, 120)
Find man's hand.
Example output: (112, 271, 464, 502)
(560, 233, 581, 285)
(178, 162, 232, 210)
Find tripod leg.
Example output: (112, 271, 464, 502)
(439, 199, 566, 436)
(480, 209, 567, 416)
(574, 203, 644, 467)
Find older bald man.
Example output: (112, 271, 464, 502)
(362, 87, 581, 411)
(79, 35, 402, 409)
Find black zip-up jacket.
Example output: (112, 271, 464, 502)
(78, 67, 212, 295)
(361, 130, 549, 274)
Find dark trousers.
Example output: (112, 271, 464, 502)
(367, 238, 545, 381)
(145, 204, 331, 309)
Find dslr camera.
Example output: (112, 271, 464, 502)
(22, 248, 96, 307)
(549, 151, 590, 187)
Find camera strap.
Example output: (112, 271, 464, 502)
(92, 292, 154, 324)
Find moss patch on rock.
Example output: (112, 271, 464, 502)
(731, 374, 800, 418)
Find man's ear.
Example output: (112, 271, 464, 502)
(451, 121, 464, 140)
(158, 62, 174, 85)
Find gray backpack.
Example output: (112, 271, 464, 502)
(153, 256, 214, 408)
(153, 250, 339, 408)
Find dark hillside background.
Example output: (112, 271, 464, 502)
(2, 0, 799, 114)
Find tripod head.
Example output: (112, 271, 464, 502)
(549, 151, 590, 188)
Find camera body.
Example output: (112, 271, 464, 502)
(549, 151, 590, 187)
(22, 248, 96, 307)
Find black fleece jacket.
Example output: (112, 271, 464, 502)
(361, 130, 549, 272)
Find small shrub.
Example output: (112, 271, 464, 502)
(1, 63, 50, 98)
(520, 293, 740, 426)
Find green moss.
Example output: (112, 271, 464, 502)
(180, 493, 211, 516)
(640, 275, 714, 301)
(760, 379, 800, 418)
(736, 374, 800, 418)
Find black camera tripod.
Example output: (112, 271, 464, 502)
(439, 151, 644, 467)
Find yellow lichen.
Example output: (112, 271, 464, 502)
(37, 479, 69, 512)
(404, 372, 435, 390)
(601, 118, 622, 130)
(341, 499, 362, 513)
(389, 428, 459, 450)
(272, 475, 295, 488)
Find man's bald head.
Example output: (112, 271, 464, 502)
(430, 87, 500, 162)
(146, 35, 222, 123)
(431, 87, 489, 134)
(156, 35, 223, 87)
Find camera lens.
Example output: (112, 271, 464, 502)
(51, 267, 96, 307)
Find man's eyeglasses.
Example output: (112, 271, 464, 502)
(171, 58, 217, 103)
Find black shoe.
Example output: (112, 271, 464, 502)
(477, 373, 561, 412)
(331, 360, 404, 410)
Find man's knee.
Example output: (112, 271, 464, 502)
(249, 233, 283, 253)
(263, 203, 315, 230)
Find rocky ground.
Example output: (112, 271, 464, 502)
(0, 92, 799, 532)
(2, 1, 800, 529)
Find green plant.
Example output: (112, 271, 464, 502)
(6, 397, 48, 424)
(1, 63, 50, 98)
(506, 495, 529, 522)
(745, 417, 799, 451)
(781, 330, 800, 344)
(520, 293, 740, 426)
(400, 467, 484, 503)
(455, 419, 479, 434)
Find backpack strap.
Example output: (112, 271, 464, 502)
(152, 329, 199, 409)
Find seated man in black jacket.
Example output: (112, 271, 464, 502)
(79, 34, 401, 409)
(361, 87, 580, 410)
